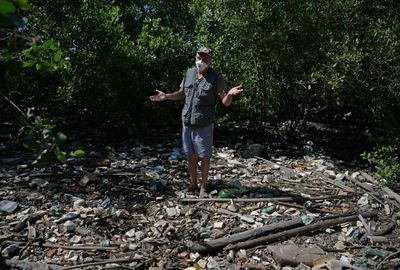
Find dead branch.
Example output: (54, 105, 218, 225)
(5, 259, 63, 270)
(382, 187, 400, 205)
(224, 211, 377, 251)
(314, 172, 357, 193)
(190, 218, 303, 253)
(181, 194, 349, 204)
(62, 257, 139, 270)
(196, 206, 255, 224)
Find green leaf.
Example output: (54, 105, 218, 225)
(0, 0, 16, 14)
(32, 149, 49, 165)
(54, 132, 67, 145)
(71, 149, 85, 158)
(23, 140, 41, 150)
(16, 0, 31, 10)
(42, 128, 52, 139)
(55, 147, 67, 163)
(25, 129, 39, 138)
(45, 123, 56, 130)
(54, 50, 62, 62)
(34, 115, 42, 126)
(22, 60, 34, 68)
(43, 39, 56, 49)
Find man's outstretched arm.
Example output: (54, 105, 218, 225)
(150, 82, 184, 102)
(220, 84, 243, 107)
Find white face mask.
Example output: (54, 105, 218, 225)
(195, 60, 209, 71)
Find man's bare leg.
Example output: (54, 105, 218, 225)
(188, 154, 198, 191)
(200, 157, 210, 195)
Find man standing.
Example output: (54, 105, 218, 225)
(150, 47, 243, 197)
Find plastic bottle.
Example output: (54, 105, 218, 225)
(218, 188, 240, 198)
(363, 246, 389, 257)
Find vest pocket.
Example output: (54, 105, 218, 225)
(198, 82, 214, 104)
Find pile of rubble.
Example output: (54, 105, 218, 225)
(1, 133, 400, 269)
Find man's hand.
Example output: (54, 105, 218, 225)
(149, 89, 166, 102)
(228, 84, 243, 96)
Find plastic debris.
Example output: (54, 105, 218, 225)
(363, 246, 389, 257)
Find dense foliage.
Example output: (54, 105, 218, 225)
(1, 0, 400, 184)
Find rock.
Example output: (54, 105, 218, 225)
(0, 200, 17, 213)
(125, 228, 136, 238)
(135, 231, 145, 241)
(226, 250, 235, 263)
(116, 209, 129, 219)
(197, 259, 207, 268)
(227, 201, 238, 212)
(236, 249, 247, 260)
(213, 222, 224, 229)
(72, 198, 86, 210)
(166, 207, 177, 217)
(29, 178, 49, 188)
(69, 235, 81, 243)
(63, 220, 76, 232)
(79, 173, 97, 187)
(120, 243, 129, 252)
(243, 144, 267, 158)
(267, 244, 325, 267)
(2, 244, 19, 258)
(128, 244, 138, 250)
(207, 256, 220, 270)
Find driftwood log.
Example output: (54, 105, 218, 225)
(180, 194, 349, 204)
(224, 211, 377, 251)
(5, 259, 63, 270)
(190, 211, 365, 253)
(191, 218, 304, 253)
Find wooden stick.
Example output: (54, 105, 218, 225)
(314, 172, 357, 193)
(6, 242, 118, 251)
(277, 201, 340, 214)
(181, 194, 349, 204)
(224, 212, 377, 251)
(376, 249, 400, 269)
(190, 218, 304, 253)
(374, 222, 396, 236)
(112, 184, 147, 193)
(277, 201, 306, 210)
(5, 259, 63, 270)
(181, 197, 295, 203)
(62, 257, 136, 270)
(380, 195, 400, 210)
(42, 243, 118, 251)
(358, 214, 371, 234)
(29, 172, 148, 178)
(197, 206, 255, 224)
(382, 187, 400, 204)
(345, 175, 375, 193)
(360, 172, 379, 185)
(235, 263, 268, 270)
